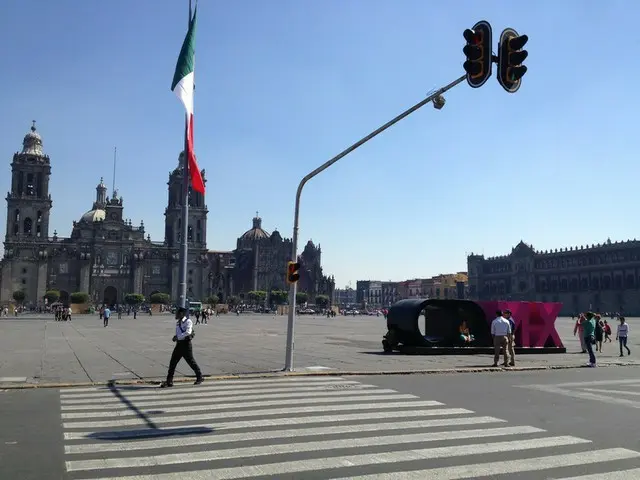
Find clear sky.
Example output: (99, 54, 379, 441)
(1, 0, 638, 289)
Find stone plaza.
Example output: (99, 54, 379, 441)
(0, 313, 636, 387)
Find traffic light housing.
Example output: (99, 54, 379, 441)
(497, 28, 528, 93)
(463, 20, 492, 88)
(287, 261, 300, 284)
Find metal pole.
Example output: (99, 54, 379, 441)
(284, 74, 466, 371)
(178, 0, 193, 311)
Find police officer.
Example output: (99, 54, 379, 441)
(161, 307, 203, 388)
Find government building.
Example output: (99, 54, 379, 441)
(0, 124, 334, 307)
(467, 240, 640, 315)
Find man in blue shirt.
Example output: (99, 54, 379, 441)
(103, 307, 111, 328)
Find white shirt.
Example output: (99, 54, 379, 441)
(175, 317, 194, 340)
(491, 316, 512, 336)
(617, 323, 629, 337)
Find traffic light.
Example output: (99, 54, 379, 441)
(497, 28, 528, 93)
(286, 261, 300, 284)
(463, 20, 492, 88)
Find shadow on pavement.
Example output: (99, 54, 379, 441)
(86, 426, 214, 441)
(86, 381, 214, 441)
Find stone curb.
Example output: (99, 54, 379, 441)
(1, 362, 638, 390)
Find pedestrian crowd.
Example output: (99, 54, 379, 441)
(573, 312, 631, 367)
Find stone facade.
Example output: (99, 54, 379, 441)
(0, 124, 209, 306)
(467, 239, 640, 315)
(1, 125, 335, 308)
(205, 214, 335, 304)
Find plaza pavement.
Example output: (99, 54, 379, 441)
(0, 312, 637, 387)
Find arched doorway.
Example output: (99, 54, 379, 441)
(59, 290, 70, 306)
(103, 286, 118, 306)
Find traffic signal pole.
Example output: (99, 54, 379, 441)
(283, 73, 466, 372)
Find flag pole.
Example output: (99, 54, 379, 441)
(177, 0, 193, 312)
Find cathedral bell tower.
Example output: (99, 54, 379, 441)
(5, 122, 52, 242)
(164, 151, 208, 249)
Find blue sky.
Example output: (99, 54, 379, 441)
(1, 0, 638, 289)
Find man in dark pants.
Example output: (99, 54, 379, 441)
(161, 307, 203, 388)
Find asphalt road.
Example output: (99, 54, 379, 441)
(0, 312, 637, 386)
(2, 367, 640, 479)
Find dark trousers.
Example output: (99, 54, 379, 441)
(166, 340, 202, 382)
(104, 316, 109, 327)
(584, 336, 596, 364)
(619, 336, 630, 355)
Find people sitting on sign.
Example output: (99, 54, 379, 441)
(459, 320, 475, 343)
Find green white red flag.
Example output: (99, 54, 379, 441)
(171, 7, 205, 194)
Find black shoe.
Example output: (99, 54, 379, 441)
(194, 378, 204, 385)
(160, 381, 173, 388)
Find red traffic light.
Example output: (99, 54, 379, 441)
(463, 21, 492, 88)
(463, 29, 482, 45)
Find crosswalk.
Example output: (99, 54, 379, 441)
(519, 379, 640, 409)
(59, 376, 640, 479)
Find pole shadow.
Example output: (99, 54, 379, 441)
(84, 381, 214, 441)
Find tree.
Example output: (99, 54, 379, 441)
(44, 290, 60, 304)
(12, 290, 26, 304)
(124, 293, 145, 306)
(270, 290, 288, 305)
(296, 292, 308, 305)
(315, 294, 330, 308)
(70, 292, 90, 304)
(149, 292, 170, 305)
(227, 295, 240, 307)
(204, 295, 219, 306)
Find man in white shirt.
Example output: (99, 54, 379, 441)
(161, 307, 203, 388)
(491, 310, 512, 367)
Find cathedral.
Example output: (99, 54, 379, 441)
(0, 123, 334, 307)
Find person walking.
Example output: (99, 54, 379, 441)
(616, 316, 631, 357)
(582, 312, 597, 367)
(491, 311, 512, 367)
(161, 307, 203, 388)
(103, 306, 111, 327)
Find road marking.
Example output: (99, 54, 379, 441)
(61, 393, 420, 419)
(580, 387, 640, 396)
(520, 384, 640, 409)
(62, 408, 484, 441)
(62, 401, 459, 429)
(333, 449, 640, 480)
(65, 426, 546, 472)
(305, 365, 333, 370)
(64, 416, 508, 455)
(59, 376, 640, 479)
(60, 375, 349, 394)
(60, 383, 381, 405)
(60, 387, 401, 410)
(0, 377, 27, 382)
(555, 468, 640, 479)
(79, 436, 591, 478)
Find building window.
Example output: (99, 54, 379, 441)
(26, 173, 35, 196)
(36, 225, 41, 237)
(197, 232, 201, 243)
(187, 226, 193, 241)
(21, 279, 26, 285)
(23, 217, 33, 235)
(37, 210, 42, 222)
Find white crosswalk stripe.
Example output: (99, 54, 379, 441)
(519, 379, 640, 408)
(60, 376, 640, 479)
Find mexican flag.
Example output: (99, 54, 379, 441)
(171, 7, 205, 194)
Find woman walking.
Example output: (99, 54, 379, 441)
(616, 316, 631, 357)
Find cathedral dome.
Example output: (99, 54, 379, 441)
(80, 209, 106, 223)
(240, 213, 270, 241)
(22, 121, 44, 156)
